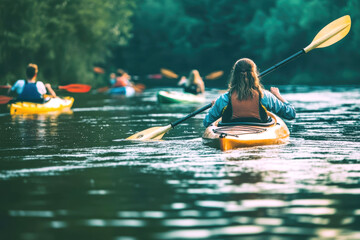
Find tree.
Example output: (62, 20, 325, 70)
(0, 0, 136, 86)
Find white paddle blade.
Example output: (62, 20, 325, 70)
(126, 125, 172, 140)
(304, 15, 351, 53)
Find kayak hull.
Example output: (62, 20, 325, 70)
(157, 90, 205, 103)
(9, 97, 74, 114)
(108, 86, 135, 96)
(202, 112, 290, 151)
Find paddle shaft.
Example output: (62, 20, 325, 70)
(259, 50, 305, 78)
(170, 103, 212, 128)
(168, 50, 305, 128)
(169, 50, 306, 128)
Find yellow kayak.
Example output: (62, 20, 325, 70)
(9, 96, 74, 114)
(202, 112, 290, 151)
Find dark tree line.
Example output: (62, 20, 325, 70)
(124, 0, 359, 86)
(0, 0, 359, 87)
(0, 0, 135, 86)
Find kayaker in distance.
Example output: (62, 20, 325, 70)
(110, 69, 134, 88)
(178, 69, 205, 95)
(109, 72, 117, 86)
(8, 63, 57, 103)
(203, 58, 296, 127)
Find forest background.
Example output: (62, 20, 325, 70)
(0, 0, 359, 88)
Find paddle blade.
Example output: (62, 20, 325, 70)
(97, 86, 110, 93)
(147, 74, 163, 79)
(0, 95, 12, 104)
(134, 84, 146, 93)
(205, 71, 224, 80)
(304, 15, 351, 53)
(126, 125, 172, 140)
(94, 67, 105, 74)
(58, 84, 92, 93)
(161, 68, 178, 79)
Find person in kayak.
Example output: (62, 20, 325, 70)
(178, 69, 205, 95)
(109, 72, 117, 86)
(9, 63, 57, 103)
(203, 58, 296, 127)
(111, 69, 134, 88)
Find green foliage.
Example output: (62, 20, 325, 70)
(0, 0, 135, 86)
(125, 0, 359, 85)
(0, 0, 358, 86)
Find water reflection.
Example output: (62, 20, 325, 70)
(8, 110, 73, 146)
(0, 86, 359, 239)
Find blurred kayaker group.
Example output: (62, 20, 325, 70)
(4, 58, 296, 128)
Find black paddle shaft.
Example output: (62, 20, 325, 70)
(259, 49, 305, 78)
(171, 103, 212, 128)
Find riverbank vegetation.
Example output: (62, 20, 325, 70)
(0, 0, 358, 87)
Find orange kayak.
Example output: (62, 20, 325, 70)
(202, 112, 290, 151)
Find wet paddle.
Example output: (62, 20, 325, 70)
(0, 95, 12, 104)
(94, 67, 105, 74)
(97, 84, 146, 94)
(127, 103, 212, 140)
(128, 15, 351, 140)
(0, 83, 92, 96)
(161, 69, 224, 80)
(57, 84, 92, 93)
(161, 68, 178, 79)
(260, 15, 351, 78)
(205, 71, 224, 80)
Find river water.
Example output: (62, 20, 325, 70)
(0, 86, 359, 240)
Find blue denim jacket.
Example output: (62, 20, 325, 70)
(203, 90, 296, 127)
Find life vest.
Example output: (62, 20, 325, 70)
(113, 76, 129, 87)
(17, 81, 44, 103)
(222, 91, 268, 123)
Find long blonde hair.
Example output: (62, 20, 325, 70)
(186, 69, 202, 86)
(228, 58, 263, 100)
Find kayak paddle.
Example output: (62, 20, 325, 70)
(57, 84, 92, 93)
(133, 84, 146, 93)
(127, 103, 212, 140)
(94, 67, 105, 74)
(260, 15, 351, 78)
(161, 68, 224, 80)
(128, 15, 351, 140)
(1, 83, 92, 94)
(0, 95, 12, 104)
(160, 68, 179, 79)
(97, 84, 146, 93)
(205, 71, 224, 80)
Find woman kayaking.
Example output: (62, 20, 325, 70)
(9, 63, 57, 103)
(203, 58, 296, 127)
(110, 70, 133, 88)
(178, 69, 205, 95)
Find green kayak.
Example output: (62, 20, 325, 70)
(157, 90, 205, 104)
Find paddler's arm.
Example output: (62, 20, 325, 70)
(8, 80, 23, 97)
(45, 83, 57, 97)
(203, 92, 230, 127)
(8, 85, 14, 96)
(270, 87, 288, 103)
(197, 79, 205, 94)
(261, 89, 296, 120)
